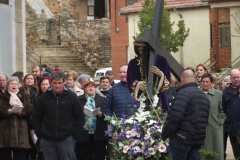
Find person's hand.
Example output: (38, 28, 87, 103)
(15, 111, 22, 115)
(221, 82, 227, 91)
(97, 112, 102, 117)
(8, 109, 14, 115)
(30, 130, 35, 135)
(139, 82, 147, 91)
(150, 66, 162, 77)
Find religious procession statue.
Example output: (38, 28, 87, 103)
(127, 38, 170, 112)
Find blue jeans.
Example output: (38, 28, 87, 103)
(169, 136, 200, 160)
(41, 136, 75, 160)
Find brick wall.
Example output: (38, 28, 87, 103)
(210, 8, 231, 70)
(111, 0, 129, 79)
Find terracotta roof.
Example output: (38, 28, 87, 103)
(119, 0, 209, 15)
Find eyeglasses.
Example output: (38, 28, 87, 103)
(86, 86, 95, 89)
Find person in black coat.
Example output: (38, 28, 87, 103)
(161, 70, 210, 160)
(76, 81, 108, 160)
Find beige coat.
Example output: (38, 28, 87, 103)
(69, 85, 84, 96)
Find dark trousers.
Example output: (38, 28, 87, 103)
(25, 135, 37, 160)
(229, 136, 240, 159)
(40, 136, 75, 160)
(169, 137, 200, 160)
(0, 148, 26, 160)
(76, 134, 107, 160)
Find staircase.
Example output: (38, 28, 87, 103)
(31, 45, 95, 77)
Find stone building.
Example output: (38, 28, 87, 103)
(0, 0, 26, 76)
(25, 0, 111, 75)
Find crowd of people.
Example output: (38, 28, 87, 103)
(0, 60, 239, 160)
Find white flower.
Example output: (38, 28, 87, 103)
(147, 128, 152, 135)
(152, 95, 159, 107)
(144, 135, 150, 140)
(118, 142, 124, 149)
(148, 148, 156, 155)
(148, 120, 157, 125)
(165, 142, 169, 146)
(157, 128, 162, 133)
(126, 117, 134, 124)
(159, 144, 166, 153)
(123, 146, 130, 153)
(111, 120, 117, 126)
(134, 146, 140, 153)
(135, 113, 147, 122)
(126, 131, 133, 138)
(130, 141, 136, 146)
(150, 138, 155, 145)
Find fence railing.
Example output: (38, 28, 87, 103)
(26, 46, 41, 65)
(203, 54, 217, 69)
(217, 56, 240, 83)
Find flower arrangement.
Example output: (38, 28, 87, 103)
(104, 89, 169, 160)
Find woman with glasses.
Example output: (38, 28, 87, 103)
(76, 81, 108, 160)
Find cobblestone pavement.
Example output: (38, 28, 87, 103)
(226, 138, 234, 160)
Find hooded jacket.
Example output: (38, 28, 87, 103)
(32, 86, 85, 142)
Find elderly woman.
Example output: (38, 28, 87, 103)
(201, 73, 226, 160)
(78, 74, 91, 89)
(66, 71, 84, 96)
(96, 76, 111, 97)
(76, 81, 108, 160)
(221, 76, 231, 91)
(0, 77, 33, 160)
(196, 64, 208, 86)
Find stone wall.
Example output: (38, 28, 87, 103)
(60, 18, 111, 70)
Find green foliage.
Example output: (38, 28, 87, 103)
(198, 149, 219, 160)
(133, 0, 190, 53)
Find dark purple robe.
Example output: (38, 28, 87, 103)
(127, 55, 170, 111)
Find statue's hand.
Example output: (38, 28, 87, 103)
(139, 82, 147, 91)
(151, 66, 162, 77)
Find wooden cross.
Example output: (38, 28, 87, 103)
(143, 0, 185, 99)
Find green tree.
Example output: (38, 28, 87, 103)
(133, 0, 190, 53)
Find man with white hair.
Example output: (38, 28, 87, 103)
(222, 69, 240, 159)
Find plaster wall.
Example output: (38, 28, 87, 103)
(230, 7, 240, 66)
(128, 8, 210, 72)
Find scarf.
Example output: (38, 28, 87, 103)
(83, 93, 97, 130)
(9, 90, 22, 106)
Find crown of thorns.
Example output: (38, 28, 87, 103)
(133, 41, 146, 47)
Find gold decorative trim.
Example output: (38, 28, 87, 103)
(161, 76, 169, 92)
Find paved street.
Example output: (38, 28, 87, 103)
(226, 138, 234, 160)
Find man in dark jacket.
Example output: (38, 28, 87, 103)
(0, 75, 7, 94)
(223, 69, 240, 159)
(32, 71, 85, 160)
(162, 70, 210, 160)
(104, 64, 137, 119)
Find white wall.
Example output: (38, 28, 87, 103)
(230, 7, 240, 66)
(128, 8, 211, 72)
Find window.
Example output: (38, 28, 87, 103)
(126, 0, 137, 6)
(219, 23, 231, 47)
(88, 6, 94, 16)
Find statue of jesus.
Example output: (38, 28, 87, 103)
(127, 38, 170, 111)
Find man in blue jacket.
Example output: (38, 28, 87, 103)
(104, 64, 137, 119)
(162, 70, 210, 160)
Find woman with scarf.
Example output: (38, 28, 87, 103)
(76, 81, 108, 160)
(66, 71, 84, 96)
(0, 76, 33, 160)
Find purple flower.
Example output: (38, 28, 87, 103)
(104, 129, 111, 136)
(149, 104, 153, 108)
